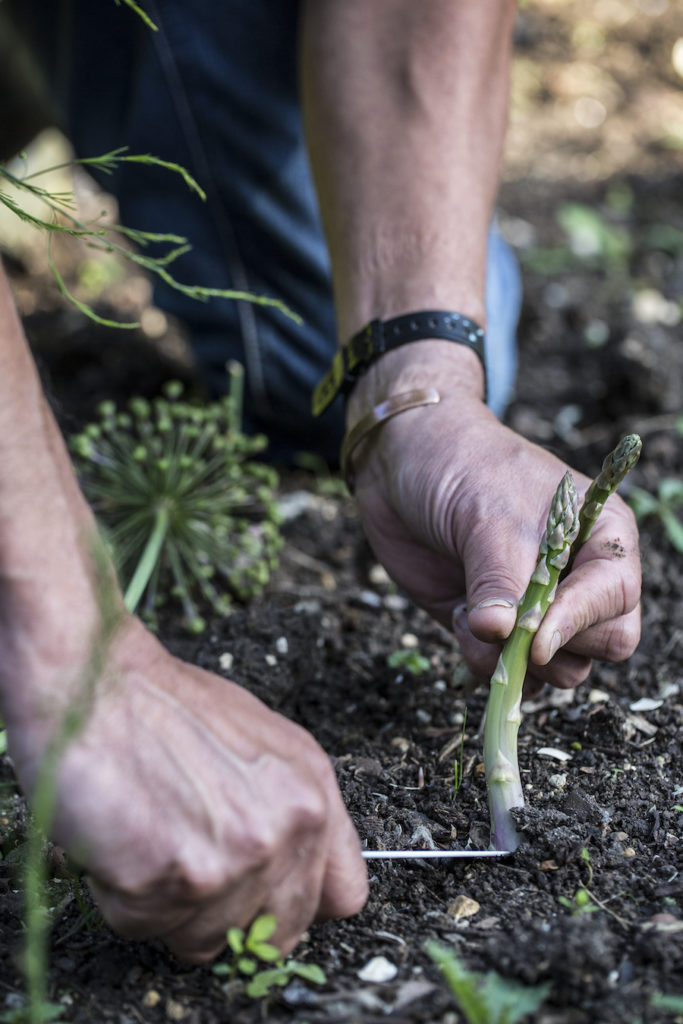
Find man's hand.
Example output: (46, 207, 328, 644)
(0, 264, 366, 964)
(350, 359, 641, 694)
(6, 616, 368, 963)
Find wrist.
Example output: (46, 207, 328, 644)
(345, 338, 486, 426)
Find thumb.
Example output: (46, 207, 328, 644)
(462, 559, 525, 643)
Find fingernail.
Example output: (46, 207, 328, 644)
(472, 598, 515, 611)
(547, 630, 563, 661)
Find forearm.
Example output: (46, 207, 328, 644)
(300, 0, 516, 347)
(0, 264, 120, 721)
(0, 265, 89, 555)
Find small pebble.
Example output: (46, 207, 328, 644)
(359, 589, 382, 608)
(433, 679, 448, 693)
(357, 956, 398, 983)
(275, 636, 289, 655)
(142, 990, 161, 1008)
(166, 998, 187, 1021)
(629, 697, 663, 712)
(384, 593, 409, 612)
(400, 633, 419, 648)
(548, 773, 567, 791)
(448, 895, 480, 920)
(369, 564, 391, 586)
(415, 709, 432, 725)
(391, 736, 410, 753)
(624, 847, 636, 858)
(218, 652, 234, 672)
(265, 654, 277, 667)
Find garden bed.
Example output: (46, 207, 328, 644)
(1, 1, 682, 1021)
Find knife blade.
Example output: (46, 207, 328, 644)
(362, 849, 511, 859)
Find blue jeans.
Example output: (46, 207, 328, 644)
(20, 0, 520, 462)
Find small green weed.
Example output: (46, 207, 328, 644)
(557, 848, 598, 916)
(557, 887, 598, 916)
(386, 649, 431, 676)
(629, 479, 683, 555)
(425, 942, 550, 1024)
(212, 915, 326, 1000)
(452, 709, 467, 802)
(651, 993, 683, 1014)
(70, 369, 283, 631)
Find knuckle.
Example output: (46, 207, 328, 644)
(545, 656, 593, 690)
(602, 611, 641, 662)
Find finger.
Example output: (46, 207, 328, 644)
(533, 551, 641, 665)
(88, 877, 195, 942)
(453, 605, 593, 690)
(315, 784, 368, 922)
(526, 650, 593, 690)
(534, 605, 641, 664)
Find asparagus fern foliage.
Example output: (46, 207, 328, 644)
(0, 148, 300, 328)
(483, 435, 642, 852)
(70, 368, 283, 632)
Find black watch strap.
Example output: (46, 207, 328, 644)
(311, 309, 486, 417)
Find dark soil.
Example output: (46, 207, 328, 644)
(1, 2, 682, 1022)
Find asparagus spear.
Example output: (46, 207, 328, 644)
(484, 471, 580, 852)
(563, 433, 642, 576)
(483, 435, 642, 853)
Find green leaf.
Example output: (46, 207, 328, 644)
(658, 478, 683, 505)
(237, 957, 257, 976)
(0, 1001, 65, 1023)
(651, 993, 683, 1013)
(246, 913, 278, 945)
(660, 508, 683, 555)
(113, 0, 158, 31)
(245, 968, 289, 999)
(480, 972, 551, 1024)
(290, 962, 326, 985)
(628, 488, 659, 521)
(386, 649, 431, 676)
(426, 943, 491, 1024)
(425, 942, 550, 1024)
(227, 927, 245, 955)
(249, 942, 282, 964)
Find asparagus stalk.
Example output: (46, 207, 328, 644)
(484, 472, 580, 852)
(483, 435, 642, 852)
(563, 433, 642, 576)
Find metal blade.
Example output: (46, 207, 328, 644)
(362, 849, 510, 859)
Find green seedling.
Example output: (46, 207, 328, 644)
(629, 478, 683, 555)
(556, 202, 632, 275)
(426, 942, 550, 1024)
(558, 886, 597, 917)
(70, 368, 283, 632)
(558, 853, 597, 916)
(484, 436, 642, 851)
(212, 915, 326, 1000)
(452, 709, 467, 802)
(387, 649, 431, 676)
(651, 993, 683, 1014)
